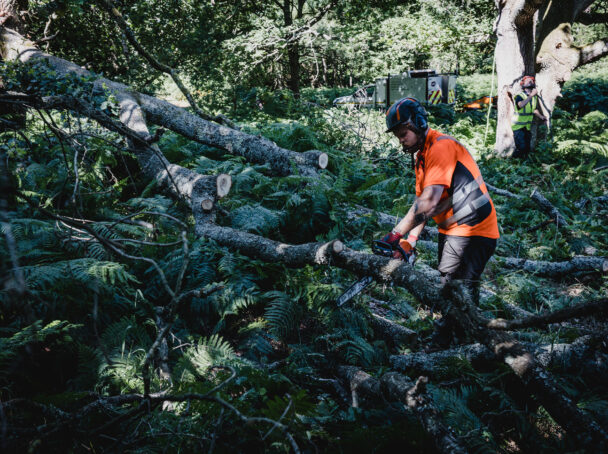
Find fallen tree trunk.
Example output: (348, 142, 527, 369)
(0, 27, 327, 177)
(530, 188, 570, 228)
(195, 222, 608, 449)
(499, 255, 608, 277)
(443, 282, 607, 449)
(0, 91, 232, 221)
(392, 337, 608, 386)
(487, 298, 608, 330)
(369, 313, 417, 347)
(391, 344, 496, 377)
(337, 366, 468, 454)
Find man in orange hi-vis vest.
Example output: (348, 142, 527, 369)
(378, 97, 499, 345)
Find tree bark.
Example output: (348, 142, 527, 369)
(391, 337, 608, 384)
(337, 366, 468, 454)
(494, 0, 539, 155)
(494, 0, 608, 154)
(499, 255, 608, 276)
(0, 27, 327, 177)
(369, 313, 417, 347)
(535, 1, 606, 118)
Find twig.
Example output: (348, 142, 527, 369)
(208, 408, 224, 454)
(526, 218, 554, 233)
(33, 32, 58, 46)
(263, 394, 293, 440)
(18, 192, 176, 298)
(111, 238, 183, 247)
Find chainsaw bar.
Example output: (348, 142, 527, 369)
(336, 239, 417, 307)
(336, 275, 374, 307)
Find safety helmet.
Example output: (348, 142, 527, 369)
(385, 97, 429, 133)
(520, 76, 536, 89)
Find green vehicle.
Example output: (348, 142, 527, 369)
(333, 70, 457, 109)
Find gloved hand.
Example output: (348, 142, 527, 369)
(380, 230, 402, 248)
(393, 238, 417, 264)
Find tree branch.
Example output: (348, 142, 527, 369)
(0, 27, 327, 178)
(499, 255, 608, 277)
(579, 37, 608, 66)
(97, 0, 236, 129)
(337, 366, 468, 454)
(195, 222, 608, 448)
(486, 298, 608, 330)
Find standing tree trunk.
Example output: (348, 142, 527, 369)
(535, 1, 608, 118)
(283, 0, 306, 97)
(0, 0, 27, 32)
(494, 0, 540, 155)
(493, 0, 608, 155)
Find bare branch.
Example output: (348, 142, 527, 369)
(579, 37, 608, 66)
(97, 0, 236, 129)
(487, 298, 608, 330)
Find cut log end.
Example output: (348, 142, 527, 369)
(201, 199, 214, 212)
(333, 240, 345, 253)
(216, 174, 231, 198)
(318, 153, 329, 169)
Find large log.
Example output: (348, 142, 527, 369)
(0, 27, 327, 177)
(195, 222, 608, 449)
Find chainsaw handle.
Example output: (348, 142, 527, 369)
(372, 240, 394, 257)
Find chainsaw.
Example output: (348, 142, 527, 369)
(336, 240, 416, 307)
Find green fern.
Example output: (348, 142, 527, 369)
(263, 290, 299, 340)
(182, 335, 236, 375)
(0, 320, 79, 382)
(230, 205, 283, 235)
(100, 316, 153, 353)
(22, 258, 138, 291)
(335, 336, 377, 367)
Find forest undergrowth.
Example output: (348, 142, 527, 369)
(1, 63, 607, 453)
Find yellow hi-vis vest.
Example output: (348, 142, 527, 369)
(512, 93, 537, 131)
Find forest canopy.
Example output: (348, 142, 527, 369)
(1, 0, 607, 452)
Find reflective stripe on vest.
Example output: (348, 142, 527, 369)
(512, 94, 537, 131)
(429, 135, 492, 230)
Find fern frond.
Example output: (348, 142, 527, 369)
(264, 290, 299, 340)
(183, 335, 235, 375)
(230, 205, 282, 235)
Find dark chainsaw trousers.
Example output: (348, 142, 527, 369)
(431, 234, 497, 347)
(512, 128, 531, 159)
(437, 233, 497, 288)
